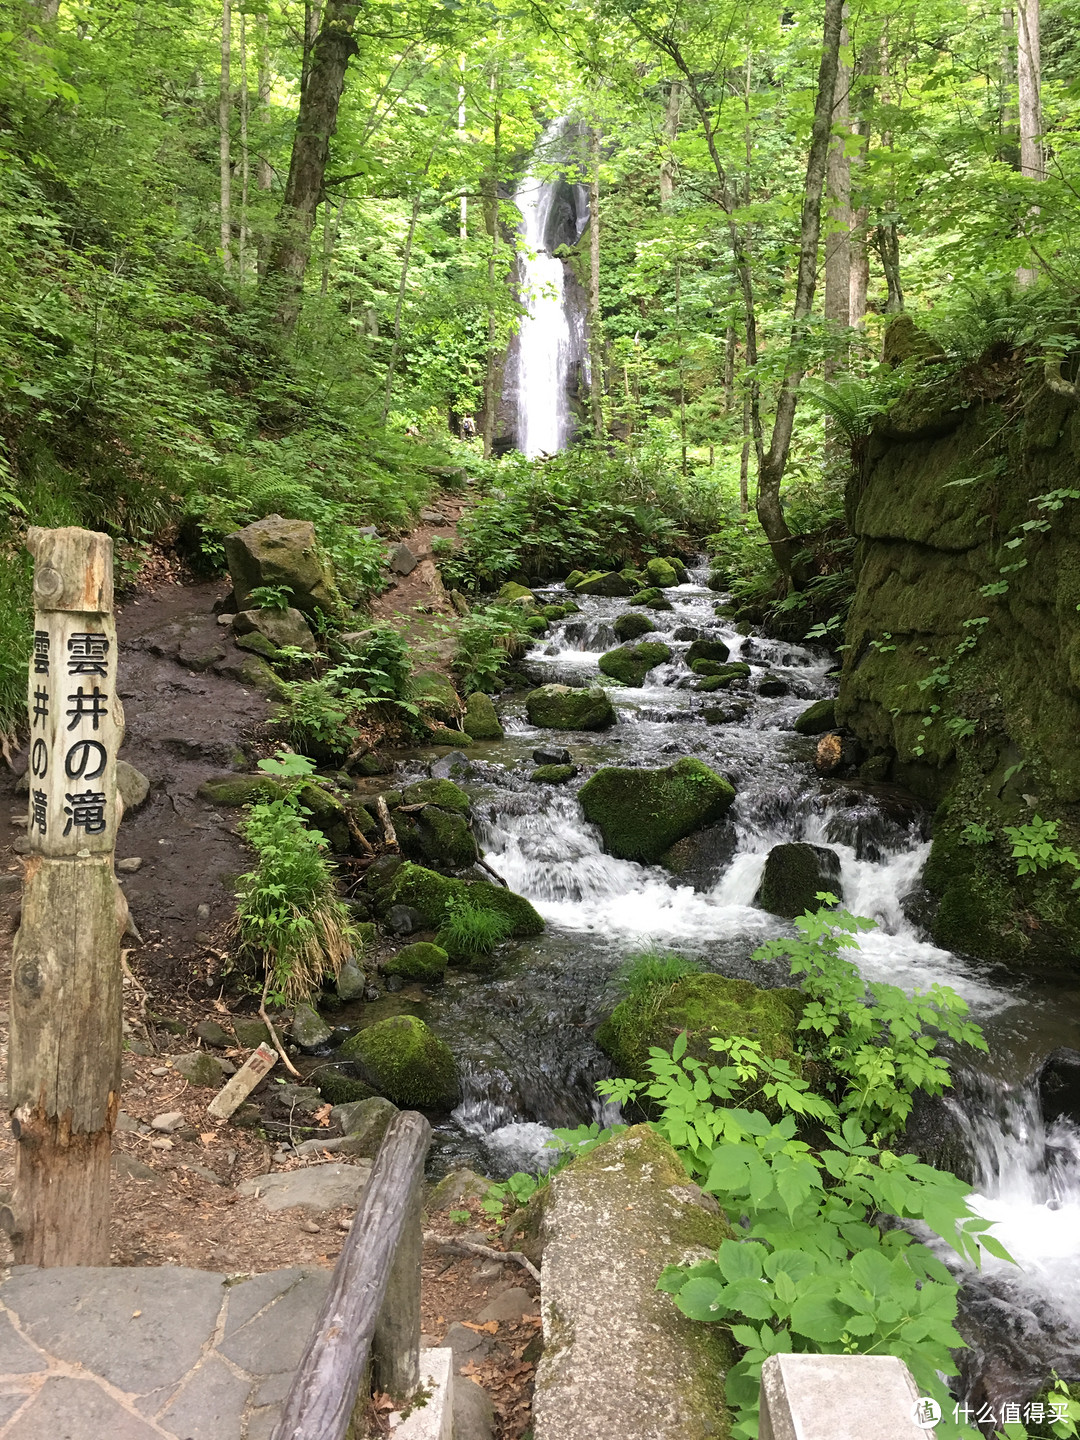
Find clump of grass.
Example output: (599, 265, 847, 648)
(612, 951, 703, 1034)
(234, 793, 356, 1004)
(437, 894, 513, 957)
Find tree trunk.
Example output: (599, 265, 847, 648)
(723, 325, 736, 411)
(458, 55, 468, 240)
(848, 37, 876, 329)
(659, 81, 680, 205)
(238, 12, 250, 277)
(219, 0, 233, 274)
(256, 14, 272, 275)
(588, 126, 604, 440)
(1017, 0, 1042, 283)
(482, 78, 502, 461)
(824, 24, 851, 372)
(757, 0, 845, 587)
(382, 195, 422, 425)
(263, 1, 361, 328)
(875, 223, 904, 311)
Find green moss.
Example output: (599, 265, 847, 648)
(794, 698, 837, 735)
(413, 670, 463, 724)
(395, 805, 477, 871)
(596, 972, 803, 1086)
(369, 861, 544, 936)
(579, 757, 736, 863)
(685, 639, 730, 667)
(346, 801, 379, 837)
(530, 763, 577, 784)
(314, 1069, 378, 1106)
(598, 641, 673, 687)
(234, 631, 281, 661)
(613, 612, 656, 642)
(339, 1015, 459, 1109)
(462, 691, 504, 740)
(628, 587, 674, 610)
(497, 581, 536, 604)
(644, 557, 678, 588)
(384, 941, 449, 982)
(572, 570, 635, 597)
(198, 774, 284, 807)
(755, 843, 841, 919)
(402, 778, 471, 813)
(691, 659, 750, 682)
(564, 569, 585, 588)
(525, 684, 616, 731)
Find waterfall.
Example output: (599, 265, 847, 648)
(513, 120, 587, 457)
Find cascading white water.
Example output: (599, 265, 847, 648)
(513, 121, 584, 457)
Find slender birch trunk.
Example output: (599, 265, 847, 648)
(458, 55, 467, 240)
(824, 23, 851, 375)
(482, 75, 502, 461)
(659, 81, 680, 205)
(238, 12, 250, 277)
(589, 125, 604, 439)
(1017, 0, 1043, 283)
(219, 0, 233, 274)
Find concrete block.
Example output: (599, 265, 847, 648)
(759, 1353, 926, 1440)
(390, 1348, 453, 1440)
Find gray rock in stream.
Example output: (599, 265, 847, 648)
(289, 1003, 333, 1051)
(1037, 1047, 1080, 1127)
(755, 842, 842, 918)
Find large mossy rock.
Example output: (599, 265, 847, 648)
(596, 972, 803, 1084)
(367, 861, 544, 937)
(383, 941, 449, 983)
(402, 778, 471, 813)
(413, 670, 463, 725)
(627, 586, 674, 610)
(533, 1124, 734, 1440)
(232, 607, 316, 653)
(579, 757, 735, 863)
(644, 557, 679, 588)
(497, 581, 536, 605)
(571, 570, 635, 597)
(794, 698, 837, 735)
(224, 516, 336, 618)
(695, 664, 751, 693)
(197, 774, 352, 851)
(463, 692, 504, 739)
(685, 638, 730, 667)
(525, 684, 616, 731)
(613, 612, 656, 642)
(755, 842, 842, 918)
(339, 1015, 459, 1109)
(597, 641, 672, 687)
(394, 806, 477, 871)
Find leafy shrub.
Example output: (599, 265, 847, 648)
(1004, 815, 1080, 884)
(452, 604, 536, 694)
(234, 782, 357, 1005)
(437, 894, 513, 956)
(273, 678, 356, 754)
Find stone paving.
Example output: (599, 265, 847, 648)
(0, 1263, 331, 1439)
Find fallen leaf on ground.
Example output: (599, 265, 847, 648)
(462, 1320, 499, 1334)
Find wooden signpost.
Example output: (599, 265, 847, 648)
(8, 527, 123, 1265)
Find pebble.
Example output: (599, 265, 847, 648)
(150, 1111, 185, 1132)
(197, 903, 211, 921)
(216, 614, 233, 626)
(150, 1066, 169, 1076)
(336, 1218, 352, 1233)
(9, 816, 26, 828)
(149, 1137, 174, 1150)
(300, 1219, 321, 1234)
(117, 857, 143, 873)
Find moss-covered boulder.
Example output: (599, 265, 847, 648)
(197, 774, 352, 851)
(598, 641, 673, 687)
(402, 778, 471, 813)
(627, 586, 674, 610)
(572, 570, 635, 597)
(686, 638, 730, 667)
(596, 972, 803, 1085)
(314, 1069, 378, 1106)
(530, 763, 578, 784)
(693, 662, 751, 691)
(339, 1015, 459, 1109)
(658, 823, 738, 892)
(794, 698, 837, 734)
(497, 581, 536, 604)
(525, 684, 616, 731)
(644, 557, 679, 588)
(534, 1124, 734, 1440)
(395, 806, 477, 871)
(384, 941, 449, 983)
(579, 757, 735, 863)
(613, 612, 656, 642)
(413, 670, 463, 724)
(234, 630, 281, 661)
(663, 555, 690, 583)
(755, 842, 842, 918)
(367, 861, 544, 936)
(233, 607, 317, 653)
(224, 515, 336, 618)
(564, 569, 585, 588)
(462, 691, 504, 740)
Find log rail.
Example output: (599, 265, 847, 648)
(270, 1109, 432, 1440)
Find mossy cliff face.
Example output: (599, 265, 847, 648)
(838, 342, 1080, 966)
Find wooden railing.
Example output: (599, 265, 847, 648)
(270, 1109, 432, 1440)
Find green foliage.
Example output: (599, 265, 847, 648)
(926, 280, 1079, 366)
(754, 901, 988, 1135)
(235, 790, 356, 1005)
(247, 585, 295, 612)
(272, 625, 418, 755)
(273, 678, 357, 754)
(451, 604, 535, 694)
(438, 893, 513, 956)
(602, 1037, 1008, 1440)
(1004, 816, 1080, 884)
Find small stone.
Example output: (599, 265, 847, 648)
(290, 1002, 333, 1051)
(217, 613, 233, 626)
(385, 904, 425, 936)
(300, 1219, 321, 1234)
(150, 1111, 185, 1132)
(9, 816, 26, 828)
(477, 1287, 536, 1324)
(150, 1066, 169, 1076)
(116, 857, 143, 873)
(388, 542, 418, 576)
(116, 760, 151, 813)
(149, 1137, 174, 1150)
(336, 959, 367, 1002)
(115, 1111, 142, 1133)
(233, 1017, 272, 1049)
(532, 746, 571, 766)
(197, 903, 211, 922)
(173, 1051, 226, 1087)
(12, 838, 29, 854)
(194, 1019, 232, 1049)
(337, 1218, 352, 1232)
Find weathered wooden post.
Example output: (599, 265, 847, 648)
(8, 527, 123, 1265)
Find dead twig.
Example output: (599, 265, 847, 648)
(475, 855, 508, 888)
(259, 972, 301, 1079)
(374, 795, 398, 850)
(428, 1235, 541, 1283)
